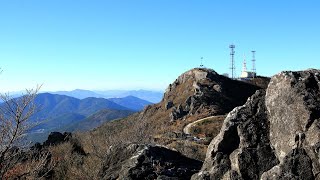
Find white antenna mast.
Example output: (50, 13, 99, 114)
(242, 54, 247, 72)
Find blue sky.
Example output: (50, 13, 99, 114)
(0, 1, 319, 92)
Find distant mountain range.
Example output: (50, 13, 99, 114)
(51, 89, 164, 103)
(61, 109, 135, 132)
(108, 96, 152, 111)
(32, 93, 130, 119)
(1, 93, 153, 143)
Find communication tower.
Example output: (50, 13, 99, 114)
(251, 51, 256, 78)
(229, 44, 236, 79)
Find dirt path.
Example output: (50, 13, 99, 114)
(183, 115, 222, 135)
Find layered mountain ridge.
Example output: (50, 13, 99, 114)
(12, 93, 152, 142)
(53, 89, 163, 103)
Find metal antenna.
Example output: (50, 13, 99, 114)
(229, 44, 236, 79)
(200, 57, 204, 68)
(243, 54, 247, 72)
(251, 51, 256, 78)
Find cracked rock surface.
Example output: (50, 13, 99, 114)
(192, 69, 320, 180)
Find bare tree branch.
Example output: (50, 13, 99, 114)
(0, 85, 46, 179)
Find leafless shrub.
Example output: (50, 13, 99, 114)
(3, 151, 56, 179)
(49, 140, 102, 180)
(0, 86, 52, 179)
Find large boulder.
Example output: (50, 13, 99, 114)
(266, 70, 320, 164)
(192, 69, 320, 179)
(263, 69, 320, 179)
(99, 144, 202, 180)
(192, 90, 279, 180)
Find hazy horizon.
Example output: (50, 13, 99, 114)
(0, 1, 319, 92)
(2, 88, 164, 94)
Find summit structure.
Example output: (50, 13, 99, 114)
(240, 56, 256, 79)
(227, 45, 257, 79)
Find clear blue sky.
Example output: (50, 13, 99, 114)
(0, 1, 319, 92)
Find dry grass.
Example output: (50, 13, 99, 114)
(188, 115, 226, 138)
(166, 140, 207, 161)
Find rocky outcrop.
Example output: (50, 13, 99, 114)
(261, 148, 315, 180)
(266, 70, 320, 163)
(163, 68, 261, 121)
(263, 70, 320, 179)
(192, 69, 320, 179)
(43, 132, 71, 146)
(33, 132, 86, 156)
(192, 90, 279, 179)
(170, 105, 188, 121)
(100, 144, 202, 180)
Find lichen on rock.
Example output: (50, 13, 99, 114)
(192, 69, 320, 180)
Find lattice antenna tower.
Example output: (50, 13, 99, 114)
(251, 51, 256, 78)
(229, 44, 236, 79)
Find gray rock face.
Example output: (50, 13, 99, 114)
(263, 69, 320, 179)
(192, 69, 320, 180)
(261, 148, 315, 180)
(163, 68, 261, 121)
(100, 144, 202, 180)
(266, 70, 320, 164)
(170, 104, 188, 121)
(192, 90, 279, 180)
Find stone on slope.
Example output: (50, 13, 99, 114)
(100, 144, 202, 180)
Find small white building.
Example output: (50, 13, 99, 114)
(240, 57, 256, 79)
(240, 71, 256, 79)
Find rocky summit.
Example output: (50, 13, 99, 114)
(163, 68, 260, 121)
(192, 69, 320, 180)
(99, 68, 263, 161)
